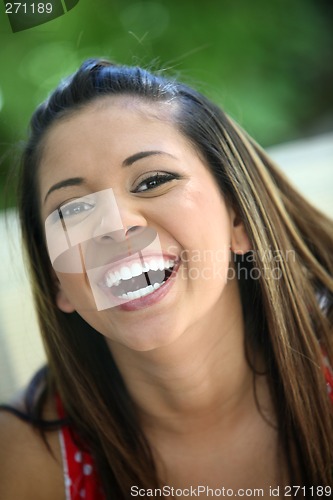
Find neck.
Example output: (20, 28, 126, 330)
(107, 279, 263, 436)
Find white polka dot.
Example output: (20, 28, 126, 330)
(83, 464, 93, 475)
(74, 451, 83, 463)
(80, 489, 86, 498)
(65, 476, 72, 487)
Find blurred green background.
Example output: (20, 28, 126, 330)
(0, 0, 333, 208)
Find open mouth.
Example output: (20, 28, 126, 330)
(104, 257, 176, 300)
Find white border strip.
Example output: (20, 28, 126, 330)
(58, 429, 71, 500)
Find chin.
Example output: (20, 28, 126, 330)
(103, 316, 183, 353)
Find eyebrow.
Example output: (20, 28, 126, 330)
(122, 150, 176, 167)
(44, 177, 85, 204)
(44, 151, 176, 203)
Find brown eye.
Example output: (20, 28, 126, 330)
(134, 172, 179, 193)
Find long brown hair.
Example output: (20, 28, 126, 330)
(16, 59, 333, 496)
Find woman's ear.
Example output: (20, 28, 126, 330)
(56, 282, 76, 313)
(230, 209, 252, 255)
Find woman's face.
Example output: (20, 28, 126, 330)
(39, 97, 249, 351)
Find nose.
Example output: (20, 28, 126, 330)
(90, 220, 157, 261)
(94, 225, 144, 243)
(92, 202, 148, 244)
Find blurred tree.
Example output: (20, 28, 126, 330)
(0, 0, 332, 207)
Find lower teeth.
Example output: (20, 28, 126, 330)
(119, 281, 164, 300)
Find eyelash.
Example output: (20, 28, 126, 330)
(133, 172, 179, 193)
(59, 200, 95, 219)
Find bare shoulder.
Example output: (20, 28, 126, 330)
(0, 395, 65, 500)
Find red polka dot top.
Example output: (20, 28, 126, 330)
(323, 353, 333, 404)
(56, 396, 105, 500)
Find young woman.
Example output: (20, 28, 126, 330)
(0, 59, 332, 499)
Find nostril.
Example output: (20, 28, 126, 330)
(95, 229, 126, 243)
(94, 226, 147, 244)
(100, 233, 113, 241)
(125, 225, 142, 236)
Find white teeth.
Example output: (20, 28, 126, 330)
(130, 262, 143, 277)
(120, 266, 132, 280)
(119, 283, 163, 300)
(142, 285, 154, 296)
(149, 259, 159, 271)
(104, 257, 176, 288)
(106, 274, 121, 287)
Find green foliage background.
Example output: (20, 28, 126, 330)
(0, 0, 332, 207)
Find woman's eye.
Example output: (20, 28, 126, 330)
(134, 173, 179, 193)
(60, 201, 95, 219)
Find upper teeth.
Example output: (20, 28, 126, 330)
(105, 258, 175, 288)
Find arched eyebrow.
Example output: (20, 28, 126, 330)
(122, 150, 176, 167)
(44, 177, 85, 204)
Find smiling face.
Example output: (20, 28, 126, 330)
(38, 96, 250, 351)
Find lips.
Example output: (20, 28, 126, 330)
(101, 255, 177, 300)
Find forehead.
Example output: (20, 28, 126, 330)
(42, 95, 178, 151)
(41, 96, 184, 165)
(38, 95, 191, 189)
